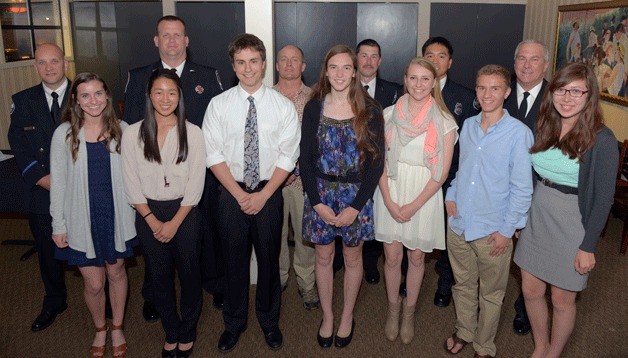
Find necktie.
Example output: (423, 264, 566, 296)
(243, 96, 260, 191)
(518, 91, 530, 120)
(364, 85, 369, 91)
(51, 91, 61, 123)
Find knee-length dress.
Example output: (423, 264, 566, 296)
(55, 141, 136, 267)
(302, 116, 375, 247)
(374, 106, 458, 251)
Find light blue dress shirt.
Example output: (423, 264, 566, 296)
(445, 109, 534, 242)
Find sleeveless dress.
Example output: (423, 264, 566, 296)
(55, 141, 137, 267)
(302, 116, 375, 247)
(374, 105, 458, 251)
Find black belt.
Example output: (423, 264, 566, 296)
(536, 176, 578, 195)
(316, 170, 360, 183)
(237, 180, 269, 193)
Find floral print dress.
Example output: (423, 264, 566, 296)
(302, 115, 375, 247)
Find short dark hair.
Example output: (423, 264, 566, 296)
(156, 15, 186, 35)
(421, 36, 453, 57)
(228, 33, 266, 62)
(356, 39, 381, 57)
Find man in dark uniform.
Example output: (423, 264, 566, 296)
(8, 43, 70, 332)
(123, 15, 224, 322)
(394, 36, 480, 307)
(504, 39, 549, 336)
(341, 38, 402, 284)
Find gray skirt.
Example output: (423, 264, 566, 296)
(514, 181, 589, 292)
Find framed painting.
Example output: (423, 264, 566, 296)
(555, 1, 628, 106)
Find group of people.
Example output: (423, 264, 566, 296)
(8, 14, 618, 358)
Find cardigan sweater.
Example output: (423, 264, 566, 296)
(300, 97, 385, 212)
(577, 125, 618, 253)
(50, 121, 136, 259)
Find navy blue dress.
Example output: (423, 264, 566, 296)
(55, 141, 137, 267)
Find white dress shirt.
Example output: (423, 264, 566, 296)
(43, 78, 69, 110)
(161, 60, 186, 78)
(202, 84, 300, 182)
(439, 76, 447, 91)
(362, 78, 377, 98)
(516, 81, 543, 118)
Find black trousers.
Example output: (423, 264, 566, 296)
(200, 170, 224, 296)
(219, 185, 282, 334)
(29, 213, 67, 311)
(137, 199, 202, 344)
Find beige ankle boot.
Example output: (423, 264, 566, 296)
(384, 297, 402, 341)
(399, 298, 416, 344)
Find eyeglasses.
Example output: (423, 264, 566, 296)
(554, 88, 588, 98)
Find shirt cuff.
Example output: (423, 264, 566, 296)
(276, 156, 296, 173)
(206, 153, 226, 168)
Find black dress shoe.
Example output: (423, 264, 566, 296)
(513, 315, 531, 335)
(399, 281, 407, 298)
(334, 320, 355, 348)
(264, 327, 283, 350)
(434, 290, 452, 307)
(365, 271, 380, 285)
(143, 301, 160, 322)
(161, 346, 177, 358)
(317, 320, 333, 348)
(218, 330, 240, 353)
(213, 293, 224, 310)
(31, 303, 68, 332)
(177, 344, 194, 357)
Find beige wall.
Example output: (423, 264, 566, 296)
(524, 0, 628, 140)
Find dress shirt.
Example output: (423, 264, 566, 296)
(362, 78, 376, 98)
(203, 84, 300, 181)
(516, 81, 543, 118)
(161, 60, 186, 78)
(439, 76, 447, 91)
(121, 121, 206, 206)
(272, 83, 312, 192)
(446, 109, 533, 241)
(43, 79, 69, 111)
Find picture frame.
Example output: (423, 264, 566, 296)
(555, 1, 628, 106)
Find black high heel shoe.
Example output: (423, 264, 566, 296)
(334, 320, 355, 348)
(161, 344, 177, 358)
(317, 320, 333, 348)
(177, 343, 194, 357)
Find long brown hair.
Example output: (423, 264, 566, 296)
(140, 68, 188, 164)
(63, 72, 121, 162)
(530, 62, 603, 161)
(311, 44, 381, 168)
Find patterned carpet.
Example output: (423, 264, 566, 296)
(0, 217, 626, 357)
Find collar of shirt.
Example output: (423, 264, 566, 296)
(439, 76, 447, 91)
(42, 78, 69, 110)
(237, 83, 267, 103)
(516, 80, 543, 113)
(272, 82, 306, 98)
(161, 60, 186, 78)
(473, 109, 511, 133)
(361, 77, 377, 98)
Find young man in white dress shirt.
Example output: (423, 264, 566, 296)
(202, 33, 300, 353)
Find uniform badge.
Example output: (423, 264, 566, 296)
(195, 85, 204, 94)
(10, 102, 15, 115)
(454, 102, 463, 116)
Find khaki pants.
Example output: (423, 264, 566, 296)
(279, 185, 316, 291)
(447, 226, 513, 357)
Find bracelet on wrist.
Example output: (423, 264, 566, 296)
(143, 211, 153, 219)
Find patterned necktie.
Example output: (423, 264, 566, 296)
(243, 96, 260, 190)
(51, 91, 61, 123)
(518, 91, 530, 120)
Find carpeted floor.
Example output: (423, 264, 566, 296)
(0, 216, 626, 357)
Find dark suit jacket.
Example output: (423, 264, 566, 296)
(441, 78, 479, 190)
(8, 81, 71, 214)
(373, 77, 403, 108)
(504, 79, 548, 131)
(123, 60, 223, 127)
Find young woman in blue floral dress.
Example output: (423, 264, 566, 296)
(300, 44, 385, 348)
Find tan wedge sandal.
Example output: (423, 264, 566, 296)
(90, 324, 108, 358)
(111, 323, 128, 357)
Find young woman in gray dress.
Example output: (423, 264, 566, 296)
(513, 62, 618, 358)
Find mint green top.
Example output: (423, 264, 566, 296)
(531, 148, 579, 188)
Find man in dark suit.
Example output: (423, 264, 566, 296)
(8, 43, 70, 332)
(123, 15, 224, 322)
(343, 38, 402, 285)
(504, 39, 550, 336)
(404, 36, 479, 308)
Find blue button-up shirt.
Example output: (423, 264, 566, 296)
(446, 109, 533, 242)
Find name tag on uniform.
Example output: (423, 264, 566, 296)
(23, 126, 35, 131)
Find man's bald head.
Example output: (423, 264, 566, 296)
(276, 45, 306, 82)
(34, 43, 67, 90)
